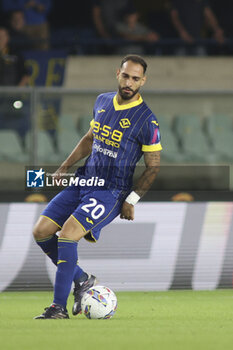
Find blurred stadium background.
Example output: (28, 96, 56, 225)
(0, 0, 233, 293)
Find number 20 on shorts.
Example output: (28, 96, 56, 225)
(81, 198, 105, 219)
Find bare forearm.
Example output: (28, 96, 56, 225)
(134, 151, 160, 198)
(92, 6, 109, 38)
(120, 151, 160, 220)
(204, 7, 224, 43)
(170, 9, 194, 42)
(171, 9, 186, 35)
(204, 7, 220, 31)
(134, 166, 159, 197)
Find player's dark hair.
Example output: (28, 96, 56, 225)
(120, 55, 147, 74)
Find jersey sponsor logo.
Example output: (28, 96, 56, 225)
(98, 109, 106, 114)
(93, 142, 118, 158)
(26, 168, 45, 187)
(152, 120, 159, 126)
(92, 121, 123, 148)
(119, 118, 131, 128)
(93, 134, 120, 148)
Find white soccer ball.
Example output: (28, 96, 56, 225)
(81, 285, 117, 319)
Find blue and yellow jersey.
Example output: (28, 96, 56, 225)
(81, 92, 162, 190)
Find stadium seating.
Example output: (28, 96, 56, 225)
(0, 129, 28, 162)
(173, 114, 217, 162)
(158, 116, 185, 163)
(57, 129, 82, 159)
(174, 114, 203, 138)
(77, 115, 92, 136)
(205, 114, 233, 161)
(209, 130, 233, 161)
(25, 130, 61, 164)
(58, 113, 78, 132)
(160, 129, 186, 163)
(205, 114, 233, 136)
(181, 132, 217, 163)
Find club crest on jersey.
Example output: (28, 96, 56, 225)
(119, 118, 131, 128)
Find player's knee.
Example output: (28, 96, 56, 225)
(33, 221, 51, 240)
(59, 217, 86, 241)
(33, 223, 45, 240)
(33, 217, 58, 240)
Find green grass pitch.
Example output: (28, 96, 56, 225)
(1, 290, 233, 350)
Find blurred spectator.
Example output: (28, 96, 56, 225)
(23, 0, 52, 50)
(92, 0, 136, 38)
(135, 0, 175, 38)
(210, 0, 233, 54)
(7, 10, 34, 52)
(0, 27, 30, 137)
(1, 0, 52, 50)
(170, 0, 225, 55)
(91, 0, 136, 53)
(115, 9, 160, 55)
(48, 1, 94, 54)
(0, 27, 30, 86)
(210, 0, 233, 37)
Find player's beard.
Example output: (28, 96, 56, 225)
(118, 85, 139, 101)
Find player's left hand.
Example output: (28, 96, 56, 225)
(120, 201, 134, 220)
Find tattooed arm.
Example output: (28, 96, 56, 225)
(120, 151, 161, 220)
(134, 151, 161, 197)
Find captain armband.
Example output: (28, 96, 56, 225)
(125, 191, 140, 206)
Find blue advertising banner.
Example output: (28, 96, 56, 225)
(23, 50, 68, 140)
(23, 49, 67, 86)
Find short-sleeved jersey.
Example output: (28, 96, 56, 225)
(79, 92, 162, 190)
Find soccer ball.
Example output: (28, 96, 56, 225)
(81, 285, 117, 319)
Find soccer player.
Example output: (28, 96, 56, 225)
(33, 55, 162, 319)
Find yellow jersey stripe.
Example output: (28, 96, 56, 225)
(36, 234, 55, 243)
(142, 143, 162, 152)
(58, 238, 77, 243)
(40, 215, 62, 229)
(90, 119, 94, 128)
(71, 215, 88, 232)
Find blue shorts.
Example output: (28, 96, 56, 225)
(42, 185, 127, 242)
